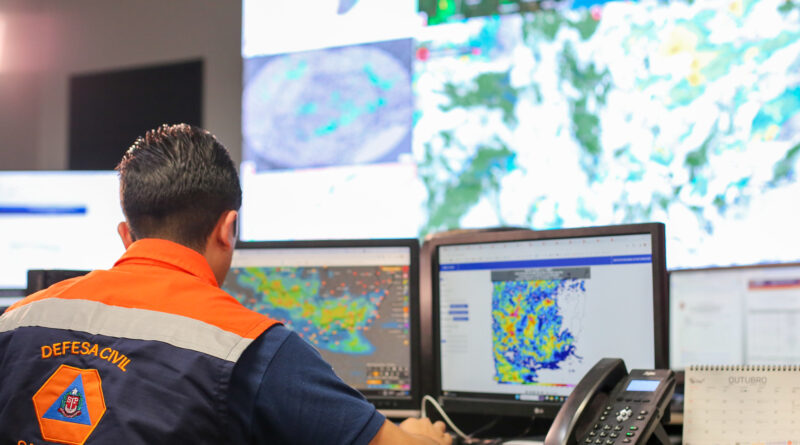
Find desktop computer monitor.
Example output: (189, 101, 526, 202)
(0, 171, 125, 291)
(222, 239, 421, 415)
(430, 223, 667, 418)
(0, 289, 26, 314)
(669, 263, 800, 370)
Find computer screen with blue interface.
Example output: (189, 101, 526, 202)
(433, 225, 665, 416)
(670, 263, 800, 370)
(222, 240, 419, 411)
(0, 171, 125, 290)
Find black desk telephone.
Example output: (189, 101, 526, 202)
(544, 358, 675, 445)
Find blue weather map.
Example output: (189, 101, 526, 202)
(243, 38, 413, 170)
(492, 279, 584, 383)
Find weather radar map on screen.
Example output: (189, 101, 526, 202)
(241, 0, 800, 269)
(243, 39, 413, 171)
(436, 230, 658, 412)
(492, 277, 584, 384)
(222, 245, 413, 397)
(419, 0, 552, 25)
(227, 266, 403, 354)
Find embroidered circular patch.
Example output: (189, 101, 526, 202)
(33, 365, 106, 445)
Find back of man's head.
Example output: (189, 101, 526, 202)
(116, 124, 242, 252)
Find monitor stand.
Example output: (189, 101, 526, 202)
(379, 408, 420, 419)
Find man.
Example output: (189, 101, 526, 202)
(0, 124, 451, 445)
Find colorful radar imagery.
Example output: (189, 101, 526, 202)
(419, 0, 561, 25)
(243, 38, 413, 171)
(491, 279, 583, 383)
(414, 0, 800, 268)
(225, 266, 403, 354)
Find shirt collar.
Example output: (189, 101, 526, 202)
(114, 238, 219, 287)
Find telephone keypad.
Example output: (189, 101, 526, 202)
(575, 366, 676, 445)
(582, 402, 652, 445)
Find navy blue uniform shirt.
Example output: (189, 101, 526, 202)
(227, 325, 386, 444)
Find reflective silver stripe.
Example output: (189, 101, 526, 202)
(0, 298, 254, 362)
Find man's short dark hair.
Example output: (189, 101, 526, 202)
(116, 124, 242, 252)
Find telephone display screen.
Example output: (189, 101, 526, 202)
(437, 232, 659, 403)
(626, 380, 660, 392)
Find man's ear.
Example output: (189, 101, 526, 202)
(117, 222, 135, 249)
(215, 210, 239, 251)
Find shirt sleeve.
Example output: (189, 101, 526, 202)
(228, 325, 386, 445)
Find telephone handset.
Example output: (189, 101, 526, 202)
(544, 358, 675, 445)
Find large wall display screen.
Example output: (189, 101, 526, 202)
(241, 0, 800, 269)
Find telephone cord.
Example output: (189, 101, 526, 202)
(420, 394, 472, 442)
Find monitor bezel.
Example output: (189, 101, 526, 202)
(0, 288, 25, 315)
(667, 260, 800, 370)
(230, 238, 422, 414)
(669, 261, 800, 275)
(428, 223, 668, 418)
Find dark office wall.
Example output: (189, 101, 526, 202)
(68, 60, 203, 170)
(0, 0, 241, 170)
(0, 73, 41, 169)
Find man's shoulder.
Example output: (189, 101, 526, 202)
(7, 267, 281, 343)
(228, 324, 386, 445)
(237, 324, 295, 366)
(232, 325, 318, 391)
(4, 272, 94, 313)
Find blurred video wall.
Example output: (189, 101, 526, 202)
(240, 0, 800, 269)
